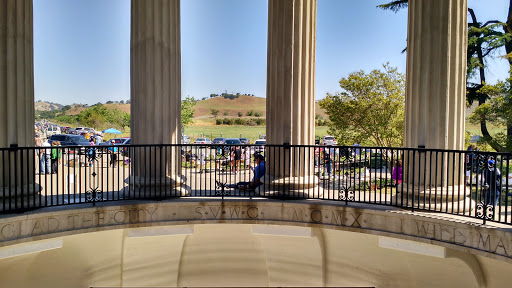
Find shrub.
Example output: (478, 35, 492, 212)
(223, 111, 229, 116)
(254, 112, 262, 117)
(222, 118, 234, 125)
(238, 112, 243, 117)
(246, 120, 257, 126)
(252, 118, 266, 125)
(234, 118, 246, 125)
(216, 119, 222, 125)
(246, 110, 254, 116)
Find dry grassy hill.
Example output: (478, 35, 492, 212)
(37, 97, 329, 119)
(64, 103, 130, 115)
(35, 101, 62, 111)
(193, 95, 266, 118)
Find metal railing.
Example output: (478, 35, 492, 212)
(0, 143, 510, 225)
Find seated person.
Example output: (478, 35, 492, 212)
(217, 154, 265, 191)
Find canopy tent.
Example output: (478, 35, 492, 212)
(102, 128, 122, 134)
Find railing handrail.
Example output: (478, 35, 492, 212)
(0, 143, 510, 227)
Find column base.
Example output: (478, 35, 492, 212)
(257, 175, 324, 198)
(392, 184, 476, 213)
(0, 184, 42, 212)
(122, 175, 190, 198)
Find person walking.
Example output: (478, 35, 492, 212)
(108, 139, 118, 167)
(234, 146, 242, 174)
(40, 138, 51, 174)
(323, 145, 332, 176)
(484, 158, 502, 206)
(392, 160, 403, 185)
(50, 141, 62, 174)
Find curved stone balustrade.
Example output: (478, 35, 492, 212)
(0, 199, 510, 265)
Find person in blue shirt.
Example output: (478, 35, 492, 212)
(484, 158, 501, 206)
(217, 153, 265, 191)
(108, 139, 118, 167)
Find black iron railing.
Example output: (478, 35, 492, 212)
(0, 144, 510, 225)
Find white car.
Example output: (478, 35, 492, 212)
(46, 126, 61, 136)
(75, 127, 96, 135)
(193, 138, 212, 145)
(321, 135, 337, 146)
(253, 139, 266, 153)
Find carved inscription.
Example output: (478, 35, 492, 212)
(330, 211, 362, 227)
(0, 203, 510, 260)
(194, 206, 259, 219)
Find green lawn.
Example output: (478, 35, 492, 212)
(184, 125, 330, 142)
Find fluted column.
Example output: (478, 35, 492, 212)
(265, 0, 319, 196)
(0, 0, 39, 207)
(399, 0, 470, 211)
(129, 0, 186, 195)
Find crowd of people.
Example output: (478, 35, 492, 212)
(34, 122, 113, 174)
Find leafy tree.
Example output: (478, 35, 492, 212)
(378, 0, 512, 151)
(470, 75, 512, 150)
(126, 99, 131, 104)
(210, 108, 219, 118)
(106, 100, 113, 104)
(319, 64, 405, 147)
(75, 104, 130, 130)
(181, 96, 196, 125)
(120, 100, 124, 104)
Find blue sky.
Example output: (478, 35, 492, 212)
(33, 0, 510, 105)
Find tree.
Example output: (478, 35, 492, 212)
(470, 75, 512, 151)
(319, 64, 405, 147)
(378, 0, 512, 151)
(210, 108, 219, 118)
(120, 100, 124, 104)
(466, 7, 512, 151)
(181, 96, 196, 125)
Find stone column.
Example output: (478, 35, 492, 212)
(0, 0, 40, 210)
(398, 0, 470, 211)
(265, 0, 320, 197)
(127, 0, 187, 196)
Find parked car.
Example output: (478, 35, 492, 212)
(47, 134, 91, 154)
(239, 138, 249, 144)
(106, 138, 130, 145)
(193, 138, 211, 145)
(75, 127, 96, 135)
(212, 137, 226, 145)
(224, 138, 241, 145)
(253, 139, 266, 153)
(62, 126, 74, 134)
(119, 138, 132, 157)
(181, 135, 191, 144)
(46, 126, 61, 136)
(321, 135, 337, 146)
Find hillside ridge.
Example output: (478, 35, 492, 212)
(34, 96, 328, 119)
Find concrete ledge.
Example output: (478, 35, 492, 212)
(0, 198, 510, 264)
